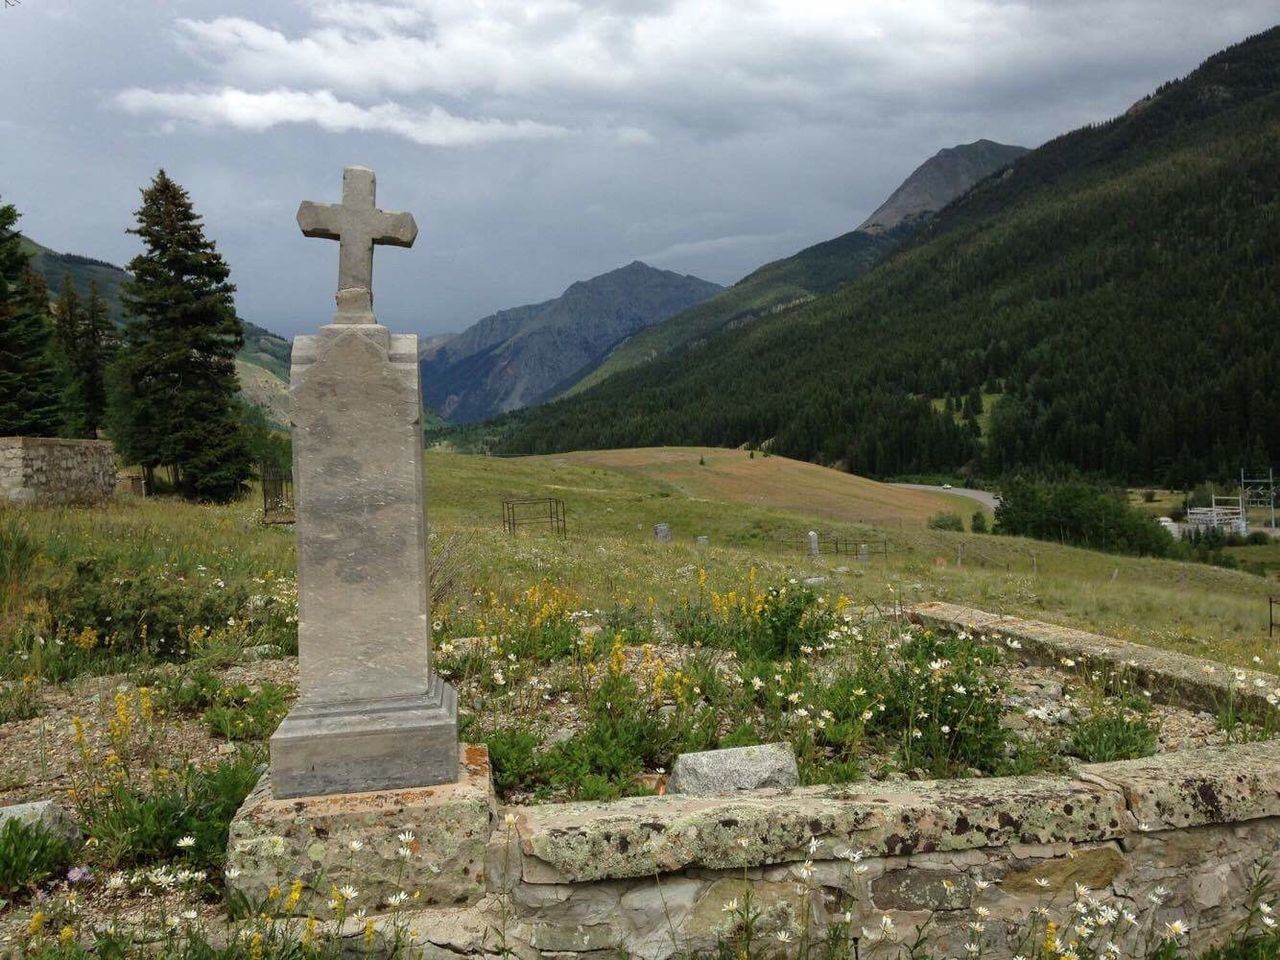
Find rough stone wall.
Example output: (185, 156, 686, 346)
(0, 437, 116, 505)
(246, 607, 1280, 960)
(463, 740, 1280, 960)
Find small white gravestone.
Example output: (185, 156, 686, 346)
(695, 535, 709, 549)
(654, 522, 672, 543)
(858, 542, 869, 562)
(807, 530, 820, 559)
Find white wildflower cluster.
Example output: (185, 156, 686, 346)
(104, 864, 208, 896)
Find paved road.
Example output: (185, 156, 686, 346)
(892, 483, 1000, 511)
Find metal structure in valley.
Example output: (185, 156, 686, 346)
(781, 535, 888, 559)
(1242, 469, 1277, 530)
(502, 497, 566, 537)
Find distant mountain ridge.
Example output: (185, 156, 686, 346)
(494, 26, 1280, 486)
(421, 260, 722, 423)
(857, 139, 1029, 233)
(567, 139, 1029, 395)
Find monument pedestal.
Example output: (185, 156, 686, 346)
(272, 318, 458, 798)
(227, 745, 494, 916)
(270, 678, 458, 799)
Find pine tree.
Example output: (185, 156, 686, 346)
(0, 199, 64, 437)
(109, 170, 251, 502)
(79, 282, 116, 438)
(51, 272, 86, 435)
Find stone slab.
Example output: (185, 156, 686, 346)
(510, 774, 1129, 883)
(668, 742, 798, 796)
(1081, 738, 1280, 830)
(227, 744, 494, 915)
(269, 678, 459, 798)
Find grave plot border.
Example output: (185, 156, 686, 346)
(502, 496, 567, 537)
(261, 607, 1280, 960)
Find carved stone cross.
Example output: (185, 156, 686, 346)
(297, 166, 418, 323)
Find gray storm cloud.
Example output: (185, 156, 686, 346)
(0, 0, 1275, 336)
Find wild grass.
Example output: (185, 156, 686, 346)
(1, 450, 1275, 680)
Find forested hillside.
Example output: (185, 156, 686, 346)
(24, 237, 292, 387)
(20, 238, 130, 322)
(496, 27, 1280, 485)
(572, 140, 1026, 394)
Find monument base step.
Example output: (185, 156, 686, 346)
(226, 744, 495, 917)
(269, 678, 459, 798)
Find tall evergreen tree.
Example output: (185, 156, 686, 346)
(0, 200, 64, 436)
(51, 272, 85, 435)
(79, 282, 117, 438)
(54, 275, 118, 438)
(109, 170, 251, 502)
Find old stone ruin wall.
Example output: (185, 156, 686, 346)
(481, 740, 1280, 960)
(237, 607, 1280, 960)
(0, 437, 116, 505)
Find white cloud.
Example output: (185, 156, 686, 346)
(115, 1, 1280, 152)
(114, 87, 570, 147)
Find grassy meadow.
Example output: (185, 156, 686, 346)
(3, 447, 1275, 668)
(3, 445, 1279, 956)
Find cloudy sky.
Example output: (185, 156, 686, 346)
(2, 1, 1276, 338)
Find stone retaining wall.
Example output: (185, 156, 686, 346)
(0, 437, 116, 505)
(271, 609, 1280, 960)
(472, 740, 1280, 960)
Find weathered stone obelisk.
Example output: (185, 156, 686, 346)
(269, 166, 459, 798)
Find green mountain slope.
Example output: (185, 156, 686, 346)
(421, 260, 722, 423)
(570, 140, 1027, 395)
(26, 239, 291, 380)
(24, 237, 293, 410)
(497, 27, 1280, 485)
(20, 238, 130, 323)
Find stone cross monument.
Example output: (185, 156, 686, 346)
(269, 166, 459, 798)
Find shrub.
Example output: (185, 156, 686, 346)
(485, 729, 541, 796)
(995, 479, 1173, 557)
(1067, 707, 1158, 762)
(72, 753, 260, 871)
(39, 558, 247, 658)
(544, 672, 674, 801)
(970, 510, 988, 534)
(869, 630, 1010, 776)
(203, 682, 289, 741)
(684, 582, 834, 661)
(0, 677, 41, 723)
(151, 665, 224, 715)
(0, 818, 74, 899)
(927, 512, 964, 532)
